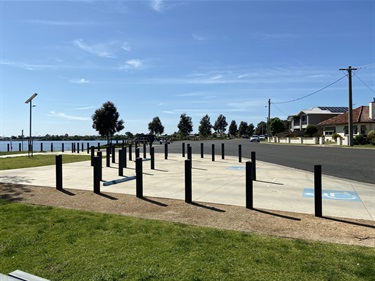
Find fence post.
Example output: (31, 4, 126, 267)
(182, 142, 185, 157)
(124, 146, 127, 168)
(314, 165, 322, 217)
(187, 145, 192, 160)
(221, 143, 225, 159)
(77, 142, 80, 154)
(251, 151, 256, 181)
(87, 143, 89, 154)
(51, 143, 54, 152)
(41, 143, 43, 152)
(246, 161, 253, 209)
(56, 155, 63, 190)
(129, 144, 133, 161)
(62, 143, 64, 153)
(185, 159, 192, 203)
(135, 148, 140, 159)
(136, 157, 143, 198)
(201, 143, 204, 158)
(212, 144, 215, 161)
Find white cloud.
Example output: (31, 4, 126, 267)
(70, 78, 89, 84)
(49, 111, 90, 121)
(73, 39, 114, 58)
(150, 0, 164, 12)
(119, 59, 143, 70)
(122, 42, 132, 52)
(192, 33, 207, 41)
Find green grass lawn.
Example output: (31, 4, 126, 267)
(0, 201, 374, 281)
(0, 155, 92, 170)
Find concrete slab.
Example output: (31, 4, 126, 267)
(0, 152, 374, 221)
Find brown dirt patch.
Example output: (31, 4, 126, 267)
(1, 183, 374, 247)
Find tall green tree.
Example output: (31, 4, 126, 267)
(228, 120, 238, 137)
(198, 114, 212, 138)
(92, 101, 124, 144)
(238, 121, 248, 136)
(246, 123, 255, 136)
(213, 114, 228, 134)
(148, 116, 165, 135)
(177, 113, 193, 138)
(270, 117, 286, 135)
(255, 121, 267, 135)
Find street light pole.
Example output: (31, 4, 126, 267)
(25, 93, 38, 157)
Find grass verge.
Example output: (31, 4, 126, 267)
(0, 155, 91, 170)
(0, 201, 374, 281)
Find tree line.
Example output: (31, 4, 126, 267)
(92, 101, 288, 142)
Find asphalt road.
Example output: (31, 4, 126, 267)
(154, 139, 375, 184)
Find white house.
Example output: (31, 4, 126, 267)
(288, 106, 348, 132)
(318, 99, 375, 138)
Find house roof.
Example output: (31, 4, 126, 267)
(318, 106, 375, 126)
(290, 106, 348, 117)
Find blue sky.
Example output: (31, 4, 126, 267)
(0, 0, 374, 137)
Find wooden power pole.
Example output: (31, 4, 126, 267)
(339, 66, 357, 146)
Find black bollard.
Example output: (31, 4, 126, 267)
(118, 149, 124, 176)
(185, 159, 192, 203)
(97, 151, 102, 181)
(71, 143, 74, 153)
(112, 145, 115, 163)
(150, 146, 155, 170)
(51, 143, 53, 152)
(135, 148, 140, 159)
(221, 143, 225, 160)
(251, 151, 256, 181)
(124, 147, 127, 168)
(98, 142, 101, 151)
(41, 143, 43, 152)
(87, 143, 90, 154)
(90, 146, 95, 166)
(7, 144, 9, 152)
(164, 143, 168, 160)
(201, 143, 204, 158)
(182, 142, 185, 157)
(129, 144, 133, 161)
(62, 143, 64, 153)
(239, 145, 242, 163)
(19, 143, 21, 152)
(314, 165, 322, 217)
(212, 144, 215, 161)
(246, 161, 253, 209)
(143, 142, 147, 159)
(106, 146, 111, 167)
(136, 157, 143, 198)
(187, 145, 192, 160)
(56, 154, 63, 190)
(77, 142, 80, 154)
(93, 156, 101, 194)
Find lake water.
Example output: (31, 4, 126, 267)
(0, 140, 113, 152)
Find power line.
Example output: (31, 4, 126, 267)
(272, 74, 347, 105)
(353, 72, 375, 94)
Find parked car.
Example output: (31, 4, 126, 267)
(258, 135, 266, 141)
(250, 135, 259, 142)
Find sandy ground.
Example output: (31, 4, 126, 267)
(1, 182, 374, 247)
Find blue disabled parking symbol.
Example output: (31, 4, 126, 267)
(227, 166, 245, 170)
(303, 188, 360, 202)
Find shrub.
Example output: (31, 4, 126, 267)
(332, 133, 342, 141)
(367, 130, 375, 145)
(354, 134, 369, 145)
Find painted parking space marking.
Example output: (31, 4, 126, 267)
(227, 166, 245, 170)
(303, 188, 360, 202)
